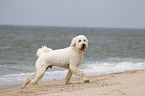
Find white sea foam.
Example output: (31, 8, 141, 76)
(82, 61, 145, 75)
(0, 61, 145, 88)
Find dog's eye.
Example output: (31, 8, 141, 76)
(84, 39, 86, 42)
(79, 40, 81, 42)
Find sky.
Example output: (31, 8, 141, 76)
(0, 0, 145, 29)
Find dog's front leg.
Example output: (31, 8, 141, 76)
(69, 64, 89, 83)
(65, 69, 73, 85)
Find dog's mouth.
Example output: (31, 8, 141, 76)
(80, 46, 86, 52)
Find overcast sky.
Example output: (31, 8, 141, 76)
(0, 0, 145, 29)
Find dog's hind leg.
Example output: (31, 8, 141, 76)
(65, 70, 73, 85)
(21, 73, 36, 89)
(31, 65, 47, 86)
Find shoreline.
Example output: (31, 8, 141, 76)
(0, 69, 145, 96)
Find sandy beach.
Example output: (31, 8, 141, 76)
(0, 70, 145, 96)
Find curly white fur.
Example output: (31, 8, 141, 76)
(37, 45, 53, 57)
(22, 35, 89, 88)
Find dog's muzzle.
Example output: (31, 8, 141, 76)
(81, 43, 86, 52)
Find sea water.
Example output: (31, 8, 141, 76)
(0, 25, 145, 88)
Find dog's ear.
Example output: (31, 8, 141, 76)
(70, 37, 76, 47)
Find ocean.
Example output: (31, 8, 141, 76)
(0, 25, 145, 88)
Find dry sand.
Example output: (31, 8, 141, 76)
(0, 70, 145, 96)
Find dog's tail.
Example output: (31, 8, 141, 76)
(37, 45, 53, 58)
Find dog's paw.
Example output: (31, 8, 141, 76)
(84, 79, 89, 83)
(83, 77, 90, 83)
(65, 81, 73, 85)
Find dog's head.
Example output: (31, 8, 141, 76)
(70, 35, 88, 52)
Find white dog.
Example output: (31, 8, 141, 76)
(22, 35, 89, 88)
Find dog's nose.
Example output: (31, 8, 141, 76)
(82, 44, 86, 47)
